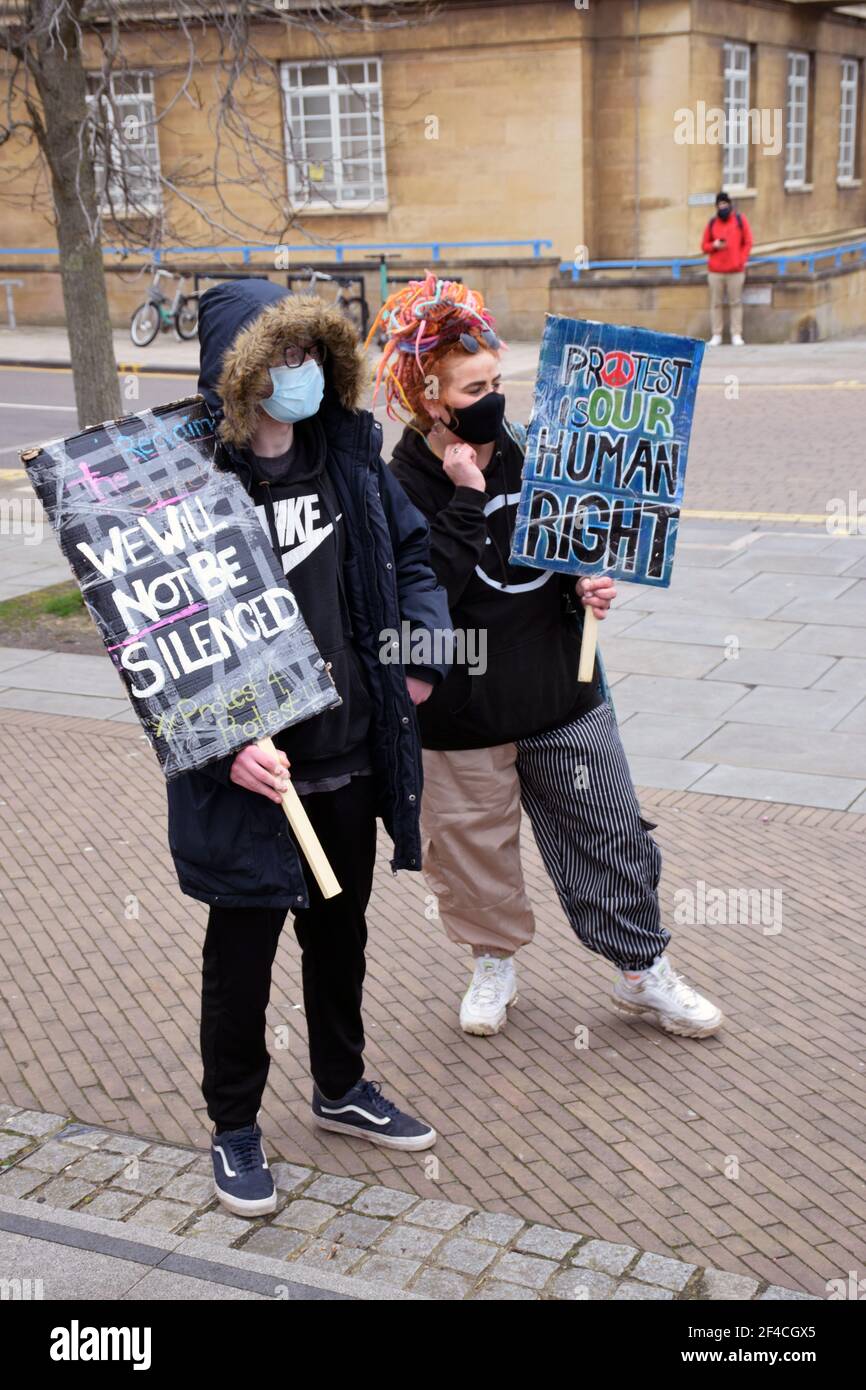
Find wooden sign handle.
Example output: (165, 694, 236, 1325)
(257, 737, 342, 900)
(578, 607, 599, 683)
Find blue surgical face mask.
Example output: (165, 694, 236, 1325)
(260, 358, 324, 423)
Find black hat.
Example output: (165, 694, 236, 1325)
(716, 190, 732, 205)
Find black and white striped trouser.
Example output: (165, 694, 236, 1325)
(516, 700, 669, 971)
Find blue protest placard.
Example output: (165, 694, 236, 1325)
(510, 316, 704, 587)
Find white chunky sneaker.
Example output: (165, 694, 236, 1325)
(731, 333, 745, 346)
(611, 956, 723, 1038)
(460, 956, 517, 1036)
(707, 334, 722, 347)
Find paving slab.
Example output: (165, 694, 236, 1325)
(628, 756, 714, 790)
(742, 534, 835, 556)
(689, 721, 866, 779)
(777, 623, 866, 658)
(704, 650, 837, 688)
(725, 550, 862, 577)
(597, 607, 650, 639)
(663, 567, 755, 598)
(620, 590, 793, 622)
(608, 673, 750, 718)
(598, 637, 726, 679)
(814, 657, 866, 694)
(623, 613, 799, 650)
(0, 1225, 156, 1300)
(664, 543, 740, 570)
(0, 650, 119, 696)
(728, 572, 857, 608)
(0, 646, 53, 673)
(834, 701, 866, 734)
(620, 713, 723, 760)
(0, 687, 129, 719)
(817, 535, 866, 557)
(688, 764, 866, 810)
(775, 596, 866, 628)
(719, 686, 863, 731)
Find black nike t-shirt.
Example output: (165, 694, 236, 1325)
(245, 428, 373, 784)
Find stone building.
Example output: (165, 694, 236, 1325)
(3, 0, 866, 338)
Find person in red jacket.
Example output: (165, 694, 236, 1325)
(701, 190, 753, 346)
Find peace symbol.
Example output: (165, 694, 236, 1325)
(600, 351, 635, 388)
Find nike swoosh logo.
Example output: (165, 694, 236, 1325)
(281, 521, 335, 573)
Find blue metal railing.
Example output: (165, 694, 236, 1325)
(559, 238, 866, 281)
(0, 237, 554, 265)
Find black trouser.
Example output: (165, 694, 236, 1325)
(200, 775, 378, 1131)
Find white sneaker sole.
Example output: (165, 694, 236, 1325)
(460, 987, 518, 1037)
(611, 992, 724, 1039)
(213, 1181, 278, 1217)
(312, 1115, 437, 1151)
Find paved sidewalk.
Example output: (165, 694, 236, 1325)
(0, 327, 541, 380)
(0, 326, 200, 376)
(1, 702, 864, 1298)
(2, 517, 866, 812)
(2, 329, 865, 1301)
(1, 325, 865, 384)
(0, 1107, 815, 1301)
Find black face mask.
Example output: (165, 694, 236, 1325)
(446, 390, 506, 445)
(717, 205, 732, 221)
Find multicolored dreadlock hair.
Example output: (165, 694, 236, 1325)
(366, 272, 504, 428)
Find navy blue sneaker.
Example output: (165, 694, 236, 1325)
(312, 1079, 436, 1151)
(211, 1122, 277, 1217)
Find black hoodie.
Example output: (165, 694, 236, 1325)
(245, 420, 373, 781)
(389, 421, 602, 749)
(196, 278, 376, 781)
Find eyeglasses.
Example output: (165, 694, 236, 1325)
(280, 342, 326, 369)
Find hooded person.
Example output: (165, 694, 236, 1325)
(701, 190, 753, 346)
(372, 273, 723, 1046)
(169, 278, 451, 1217)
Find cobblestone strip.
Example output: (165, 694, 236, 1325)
(0, 1108, 818, 1303)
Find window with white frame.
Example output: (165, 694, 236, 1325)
(86, 71, 161, 216)
(838, 58, 860, 181)
(722, 42, 751, 190)
(785, 51, 810, 188)
(281, 58, 387, 208)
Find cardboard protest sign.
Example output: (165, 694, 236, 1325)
(22, 397, 340, 779)
(511, 315, 704, 588)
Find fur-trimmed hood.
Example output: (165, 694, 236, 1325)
(197, 278, 368, 448)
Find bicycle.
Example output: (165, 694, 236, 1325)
(290, 266, 369, 340)
(130, 267, 199, 346)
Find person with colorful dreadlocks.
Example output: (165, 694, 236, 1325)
(371, 275, 723, 1042)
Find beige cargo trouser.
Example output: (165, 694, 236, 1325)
(421, 741, 536, 954)
(420, 704, 669, 970)
(708, 270, 745, 338)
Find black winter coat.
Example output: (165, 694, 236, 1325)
(166, 279, 452, 910)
